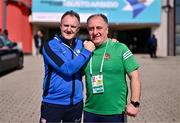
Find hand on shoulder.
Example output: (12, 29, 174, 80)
(111, 38, 118, 43)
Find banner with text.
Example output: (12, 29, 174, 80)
(32, 0, 161, 23)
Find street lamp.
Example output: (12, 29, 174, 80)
(162, 0, 173, 56)
(2, 0, 7, 31)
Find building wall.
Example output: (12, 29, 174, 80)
(154, 8, 168, 56)
(153, 0, 174, 56)
(0, 0, 32, 53)
(7, 2, 32, 53)
(31, 0, 171, 56)
(1, 0, 175, 56)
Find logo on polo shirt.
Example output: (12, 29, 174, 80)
(104, 53, 110, 60)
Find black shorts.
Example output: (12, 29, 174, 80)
(84, 111, 126, 123)
(40, 100, 83, 123)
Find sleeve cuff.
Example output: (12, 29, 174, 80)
(80, 48, 92, 59)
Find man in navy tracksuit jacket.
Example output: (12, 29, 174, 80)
(40, 11, 95, 123)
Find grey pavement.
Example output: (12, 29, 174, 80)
(128, 55, 180, 123)
(0, 54, 180, 123)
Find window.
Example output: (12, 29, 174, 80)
(175, 7, 180, 24)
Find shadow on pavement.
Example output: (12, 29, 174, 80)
(0, 69, 21, 77)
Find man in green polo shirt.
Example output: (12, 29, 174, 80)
(83, 14, 141, 122)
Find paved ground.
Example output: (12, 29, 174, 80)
(0, 54, 180, 123)
(128, 55, 180, 123)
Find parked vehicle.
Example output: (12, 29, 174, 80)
(0, 35, 23, 73)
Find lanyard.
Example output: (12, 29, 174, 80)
(54, 37, 78, 56)
(90, 40, 109, 76)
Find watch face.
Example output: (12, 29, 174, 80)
(134, 102, 140, 107)
(131, 101, 140, 107)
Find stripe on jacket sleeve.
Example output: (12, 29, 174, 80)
(44, 42, 64, 67)
(123, 50, 133, 60)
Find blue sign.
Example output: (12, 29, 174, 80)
(32, 0, 161, 23)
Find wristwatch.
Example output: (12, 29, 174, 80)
(130, 101, 140, 108)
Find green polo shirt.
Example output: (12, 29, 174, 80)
(84, 38, 140, 115)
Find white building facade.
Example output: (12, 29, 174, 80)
(30, 0, 176, 56)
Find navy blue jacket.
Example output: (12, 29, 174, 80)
(42, 35, 91, 105)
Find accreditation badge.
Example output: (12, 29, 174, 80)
(91, 74, 104, 94)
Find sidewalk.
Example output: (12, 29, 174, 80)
(128, 55, 180, 123)
(0, 55, 179, 122)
